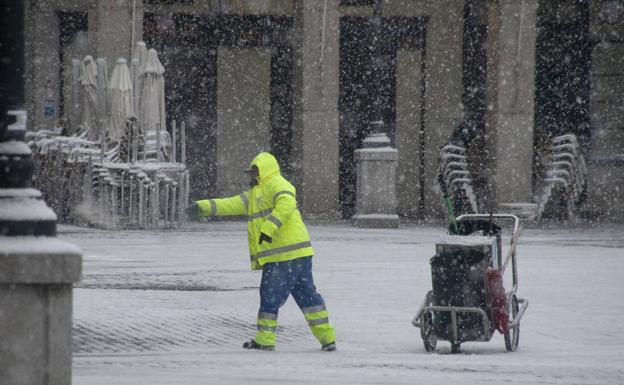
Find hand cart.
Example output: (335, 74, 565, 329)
(412, 214, 529, 353)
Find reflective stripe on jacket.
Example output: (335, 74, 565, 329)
(196, 152, 314, 270)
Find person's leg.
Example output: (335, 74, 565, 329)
(252, 261, 297, 348)
(291, 257, 336, 348)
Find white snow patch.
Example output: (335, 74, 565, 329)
(0, 197, 57, 221)
(0, 140, 31, 155)
(0, 236, 81, 255)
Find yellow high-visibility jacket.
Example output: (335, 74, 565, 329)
(196, 152, 314, 270)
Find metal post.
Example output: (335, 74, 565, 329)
(111, 182, 117, 228)
(181, 121, 186, 165)
(172, 119, 177, 163)
(134, 119, 139, 163)
(153, 174, 159, 228)
(170, 185, 177, 228)
(100, 176, 106, 225)
(143, 120, 148, 161)
(129, 175, 134, 224)
(164, 181, 170, 226)
(126, 120, 132, 163)
(99, 119, 106, 163)
(144, 181, 150, 228)
(156, 122, 162, 162)
(178, 171, 185, 226)
(138, 180, 144, 227)
(120, 171, 126, 217)
(185, 171, 190, 213)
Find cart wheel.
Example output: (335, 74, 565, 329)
(420, 291, 437, 352)
(504, 294, 520, 352)
(451, 342, 461, 354)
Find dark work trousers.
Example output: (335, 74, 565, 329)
(259, 256, 325, 313)
(255, 256, 335, 346)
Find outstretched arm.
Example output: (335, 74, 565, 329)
(195, 192, 250, 217)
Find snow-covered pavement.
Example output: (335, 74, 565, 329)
(61, 221, 624, 384)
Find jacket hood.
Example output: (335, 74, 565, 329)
(249, 152, 280, 183)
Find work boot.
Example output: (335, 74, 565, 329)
(322, 342, 337, 351)
(242, 339, 274, 351)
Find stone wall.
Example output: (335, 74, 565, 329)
(587, 0, 624, 220)
(22, 0, 624, 221)
(485, 0, 538, 208)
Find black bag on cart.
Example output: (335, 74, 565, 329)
(430, 220, 501, 342)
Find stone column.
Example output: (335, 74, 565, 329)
(586, 0, 624, 220)
(485, 0, 539, 207)
(0, 111, 82, 385)
(90, 0, 138, 63)
(382, 0, 466, 219)
(216, 47, 271, 196)
(292, 0, 341, 219)
(395, 48, 424, 218)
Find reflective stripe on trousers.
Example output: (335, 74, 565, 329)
(302, 304, 335, 344)
(255, 311, 278, 346)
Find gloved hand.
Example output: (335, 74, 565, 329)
(259, 232, 272, 245)
(185, 202, 200, 221)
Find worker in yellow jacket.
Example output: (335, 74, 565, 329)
(187, 152, 336, 351)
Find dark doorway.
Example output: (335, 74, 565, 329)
(339, 16, 426, 219)
(144, 14, 293, 200)
(0, 0, 25, 116)
(57, 11, 88, 118)
(461, 0, 490, 210)
(534, 1, 591, 186)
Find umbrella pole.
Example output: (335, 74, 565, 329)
(170, 185, 176, 227)
(138, 180, 144, 228)
(153, 175, 159, 228)
(156, 121, 161, 162)
(99, 118, 106, 163)
(172, 119, 177, 163)
(132, 119, 138, 163)
(181, 121, 186, 165)
(131, 0, 137, 60)
(143, 120, 148, 161)
(177, 171, 184, 226)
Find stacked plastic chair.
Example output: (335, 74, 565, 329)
(535, 134, 587, 221)
(437, 144, 479, 214)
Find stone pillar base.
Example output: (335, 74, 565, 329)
(0, 238, 82, 385)
(353, 133, 400, 229)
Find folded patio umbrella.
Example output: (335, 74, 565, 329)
(139, 48, 169, 160)
(80, 55, 99, 141)
(109, 58, 135, 142)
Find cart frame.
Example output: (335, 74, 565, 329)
(412, 214, 529, 352)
